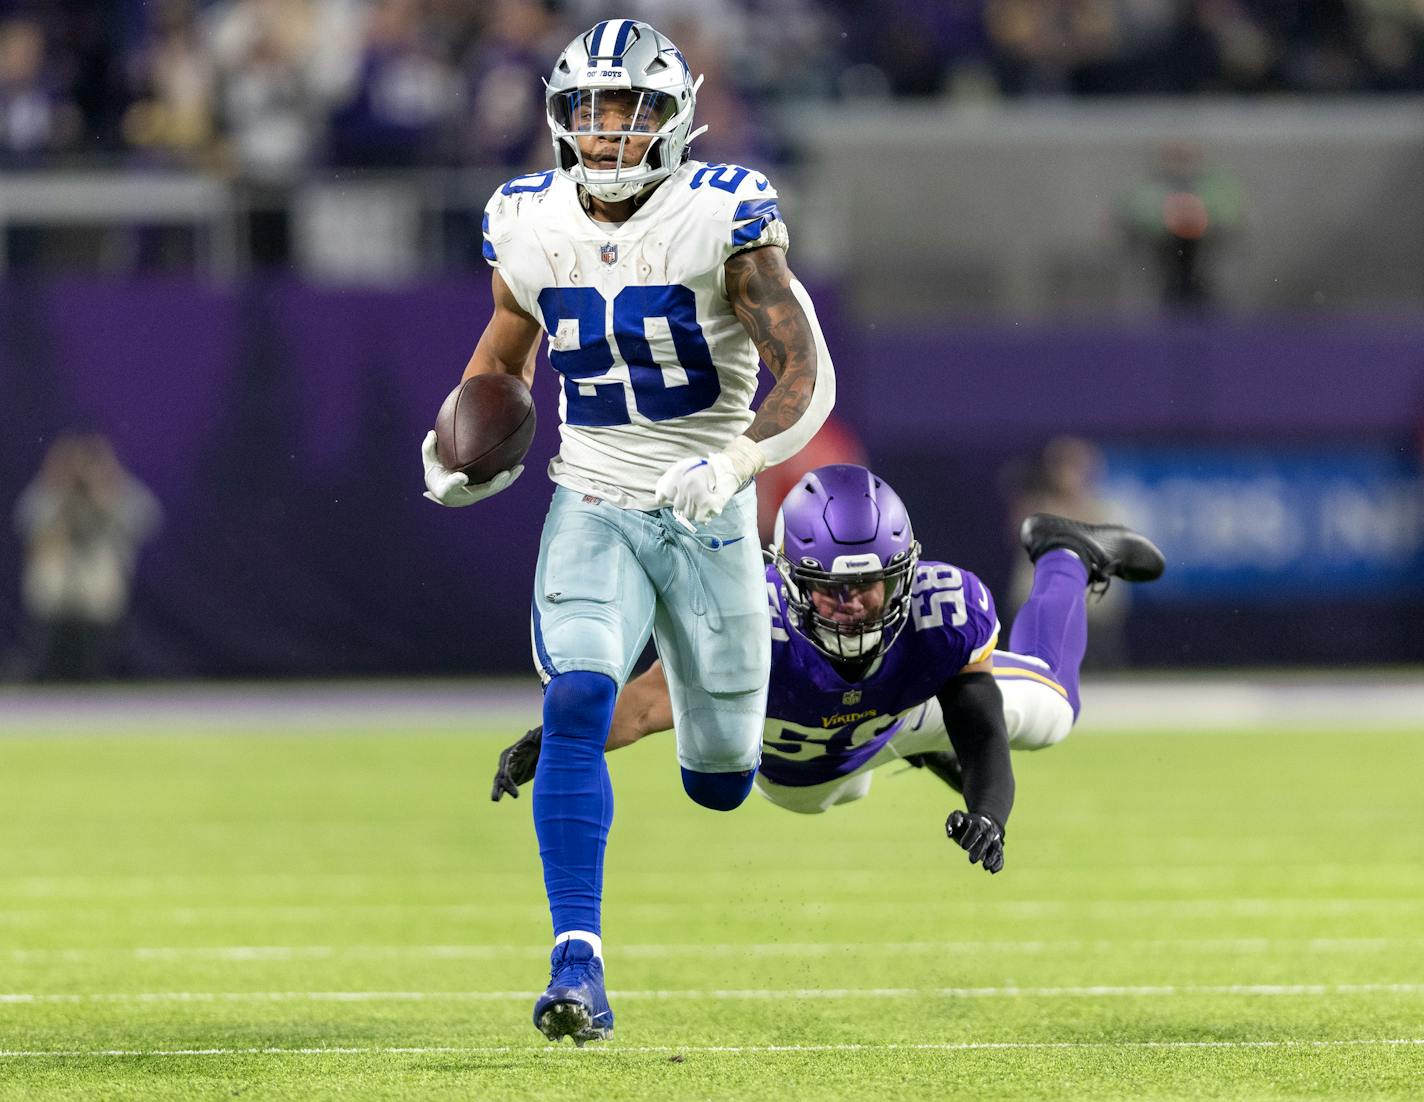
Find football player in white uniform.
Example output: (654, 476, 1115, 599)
(420, 20, 835, 1044)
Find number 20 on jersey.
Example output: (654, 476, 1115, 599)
(537, 285, 721, 426)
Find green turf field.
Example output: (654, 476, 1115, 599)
(2, 697, 1422, 1099)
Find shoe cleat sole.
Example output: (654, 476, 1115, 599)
(537, 1000, 611, 1045)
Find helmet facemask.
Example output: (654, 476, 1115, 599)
(775, 547, 920, 664)
(548, 86, 687, 202)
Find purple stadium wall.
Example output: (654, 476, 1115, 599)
(2, 278, 1422, 676)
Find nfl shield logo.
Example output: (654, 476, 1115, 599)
(842, 689, 862, 706)
(600, 242, 618, 266)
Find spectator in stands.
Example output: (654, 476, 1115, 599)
(208, 0, 352, 182)
(823, 0, 993, 98)
(1118, 142, 1244, 313)
(1349, 0, 1424, 90)
(327, 0, 458, 167)
(207, 0, 361, 264)
(121, 0, 217, 167)
(0, 16, 80, 166)
(457, 0, 556, 169)
(13, 433, 162, 682)
(984, 0, 1184, 96)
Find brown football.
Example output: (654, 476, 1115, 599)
(434, 375, 536, 486)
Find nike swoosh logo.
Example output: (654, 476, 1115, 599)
(755, 177, 769, 191)
(977, 583, 989, 610)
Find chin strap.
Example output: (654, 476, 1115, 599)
(577, 177, 662, 211)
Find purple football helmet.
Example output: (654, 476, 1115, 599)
(772, 464, 920, 662)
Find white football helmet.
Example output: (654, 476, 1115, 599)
(545, 19, 705, 203)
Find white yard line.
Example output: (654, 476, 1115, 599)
(1, 1039, 1422, 1059)
(2, 983, 1421, 1004)
(7, 936, 1423, 964)
(2, 898, 1422, 925)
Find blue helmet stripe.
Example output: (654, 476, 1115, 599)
(610, 20, 635, 62)
(589, 20, 610, 57)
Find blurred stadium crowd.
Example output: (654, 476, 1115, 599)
(4, 0, 1424, 178)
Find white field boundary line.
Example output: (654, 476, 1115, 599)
(3, 984, 1423, 1004)
(3, 677, 1422, 735)
(8, 937, 1424, 963)
(1077, 679, 1424, 733)
(7, 862, 1422, 895)
(2, 1039, 1423, 1059)
(4, 898, 1424, 923)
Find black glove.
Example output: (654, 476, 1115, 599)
(491, 725, 543, 802)
(945, 810, 1005, 874)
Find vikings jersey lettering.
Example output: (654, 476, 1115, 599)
(482, 161, 788, 510)
(759, 560, 1000, 787)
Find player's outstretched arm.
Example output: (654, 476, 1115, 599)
(654, 247, 836, 523)
(463, 271, 543, 386)
(424, 273, 543, 507)
(937, 658, 1015, 874)
(491, 663, 676, 801)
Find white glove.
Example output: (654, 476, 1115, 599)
(421, 430, 522, 508)
(653, 437, 765, 524)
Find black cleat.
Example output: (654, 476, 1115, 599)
(1019, 513, 1165, 587)
(904, 751, 963, 794)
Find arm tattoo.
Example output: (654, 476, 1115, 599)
(725, 246, 818, 443)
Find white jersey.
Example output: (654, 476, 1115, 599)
(481, 161, 788, 510)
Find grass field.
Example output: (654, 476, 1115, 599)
(2, 685, 1423, 1099)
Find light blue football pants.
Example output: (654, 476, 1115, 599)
(530, 483, 769, 773)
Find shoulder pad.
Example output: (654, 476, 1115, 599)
(482, 171, 560, 269)
(910, 561, 1000, 662)
(685, 162, 786, 252)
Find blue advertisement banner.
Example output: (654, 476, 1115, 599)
(1100, 446, 1424, 598)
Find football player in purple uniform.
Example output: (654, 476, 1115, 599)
(492, 464, 1164, 875)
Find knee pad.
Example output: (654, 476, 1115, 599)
(543, 671, 617, 742)
(680, 766, 756, 812)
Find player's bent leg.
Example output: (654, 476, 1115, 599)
(995, 668, 1074, 750)
(1013, 514, 1165, 720)
(883, 671, 1073, 762)
(648, 485, 769, 804)
(1005, 551, 1089, 718)
(672, 685, 763, 810)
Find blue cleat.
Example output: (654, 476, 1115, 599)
(532, 940, 614, 1045)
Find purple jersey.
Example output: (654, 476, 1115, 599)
(758, 561, 1000, 787)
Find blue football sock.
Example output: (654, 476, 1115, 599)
(680, 766, 756, 811)
(533, 671, 616, 937)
